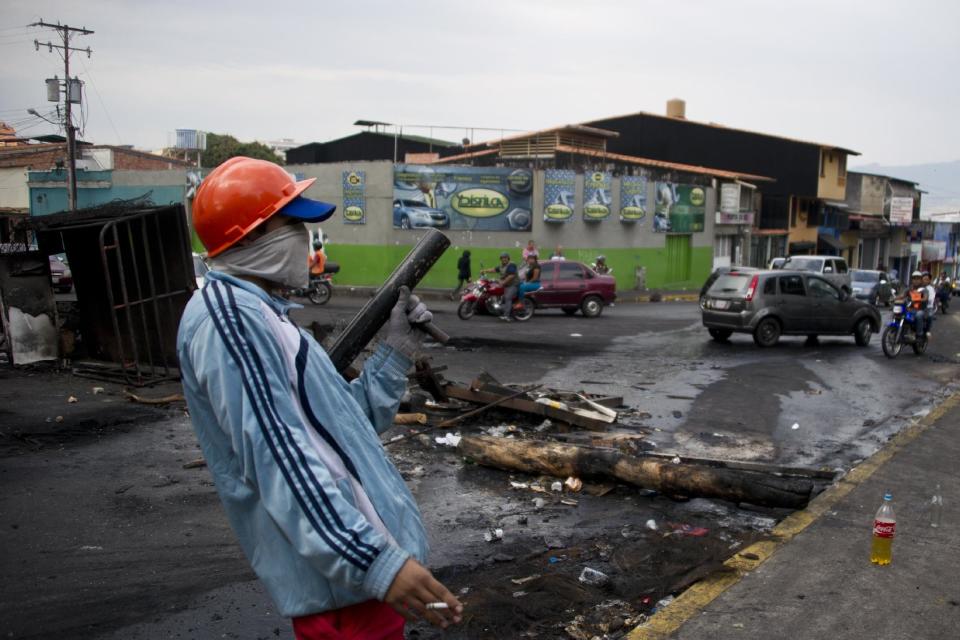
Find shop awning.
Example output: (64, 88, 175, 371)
(789, 241, 816, 252)
(818, 234, 845, 251)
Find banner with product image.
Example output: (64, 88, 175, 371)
(342, 170, 366, 224)
(393, 165, 533, 231)
(654, 182, 706, 233)
(583, 171, 612, 221)
(619, 175, 647, 223)
(543, 169, 576, 223)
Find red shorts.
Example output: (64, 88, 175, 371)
(293, 600, 404, 640)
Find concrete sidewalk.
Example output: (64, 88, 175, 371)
(630, 390, 960, 639)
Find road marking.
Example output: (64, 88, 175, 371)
(627, 389, 960, 639)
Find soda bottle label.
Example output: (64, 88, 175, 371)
(873, 520, 895, 538)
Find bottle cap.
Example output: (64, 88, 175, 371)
(884, 493, 892, 501)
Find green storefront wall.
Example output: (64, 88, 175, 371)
(323, 243, 711, 291)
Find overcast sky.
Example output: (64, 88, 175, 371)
(2, 0, 958, 166)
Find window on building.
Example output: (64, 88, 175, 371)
(714, 235, 732, 259)
(838, 154, 847, 178)
(820, 151, 828, 178)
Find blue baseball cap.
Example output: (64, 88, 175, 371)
(279, 194, 337, 222)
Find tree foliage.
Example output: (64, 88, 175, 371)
(200, 133, 280, 168)
(162, 133, 280, 168)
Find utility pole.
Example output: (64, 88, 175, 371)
(31, 20, 94, 212)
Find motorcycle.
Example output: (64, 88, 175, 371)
(881, 300, 928, 358)
(457, 275, 533, 322)
(287, 262, 339, 305)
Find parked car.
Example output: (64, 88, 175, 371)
(528, 260, 616, 317)
(850, 269, 895, 306)
(392, 199, 450, 229)
(49, 255, 73, 293)
(700, 265, 759, 305)
(701, 269, 880, 347)
(779, 255, 851, 291)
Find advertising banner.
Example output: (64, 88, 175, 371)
(341, 170, 366, 224)
(393, 165, 533, 231)
(583, 171, 612, 221)
(889, 197, 913, 226)
(654, 183, 706, 233)
(543, 169, 576, 223)
(716, 183, 754, 225)
(619, 175, 647, 223)
(922, 240, 947, 262)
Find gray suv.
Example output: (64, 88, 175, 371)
(701, 269, 880, 347)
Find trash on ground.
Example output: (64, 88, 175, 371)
(645, 519, 658, 531)
(560, 498, 579, 506)
(483, 528, 504, 543)
(669, 523, 710, 537)
(671, 456, 682, 464)
(533, 497, 545, 509)
(564, 476, 583, 492)
(509, 480, 529, 490)
(535, 419, 553, 432)
(510, 574, 541, 585)
(182, 458, 206, 470)
(551, 480, 563, 492)
(434, 432, 461, 447)
(92, 387, 105, 395)
(512, 590, 527, 598)
(651, 595, 674, 613)
(578, 567, 610, 586)
(67, 396, 78, 403)
(569, 333, 583, 337)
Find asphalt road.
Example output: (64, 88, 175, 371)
(294, 295, 960, 472)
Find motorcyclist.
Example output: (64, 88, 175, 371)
(937, 275, 951, 314)
(592, 255, 611, 275)
(481, 252, 519, 322)
(308, 240, 326, 277)
(901, 271, 928, 339)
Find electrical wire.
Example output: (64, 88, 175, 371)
(77, 56, 121, 145)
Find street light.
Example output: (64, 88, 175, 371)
(27, 108, 58, 125)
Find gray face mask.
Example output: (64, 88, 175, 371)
(210, 222, 309, 289)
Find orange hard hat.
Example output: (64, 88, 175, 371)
(192, 157, 336, 257)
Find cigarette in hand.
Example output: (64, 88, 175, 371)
(425, 602, 449, 610)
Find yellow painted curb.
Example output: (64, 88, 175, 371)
(627, 390, 960, 639)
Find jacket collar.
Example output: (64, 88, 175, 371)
(206, 270, 302, 316)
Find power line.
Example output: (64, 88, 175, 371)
(77, 55, 122, 145)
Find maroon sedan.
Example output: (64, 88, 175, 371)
(49, 255, 73, 293)
(529, 260, 616, 317)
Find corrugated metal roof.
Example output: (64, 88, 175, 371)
(553, 145, 775, 182)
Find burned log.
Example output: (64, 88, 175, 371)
(457, 436, 815, 509)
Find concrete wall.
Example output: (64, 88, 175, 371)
(0, 167, 29, 210)
(817, 150, 848, 201)
(289, 161, 722, 290)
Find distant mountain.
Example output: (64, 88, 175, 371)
(852, 159, 960, 219)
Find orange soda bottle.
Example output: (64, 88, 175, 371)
(870, 493, 896, 565)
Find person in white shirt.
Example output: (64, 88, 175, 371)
(923, 272, 937, 336)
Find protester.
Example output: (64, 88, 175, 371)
(178, 157, 462, 639)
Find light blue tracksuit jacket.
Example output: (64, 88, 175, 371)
(177, 272, 427, 617)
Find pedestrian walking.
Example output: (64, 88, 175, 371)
(178, 157, 462, 639)
(451, 250, 471, 300)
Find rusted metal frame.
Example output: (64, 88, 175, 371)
(134, 215, 172, 377)
(444, 384, 610, 432)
